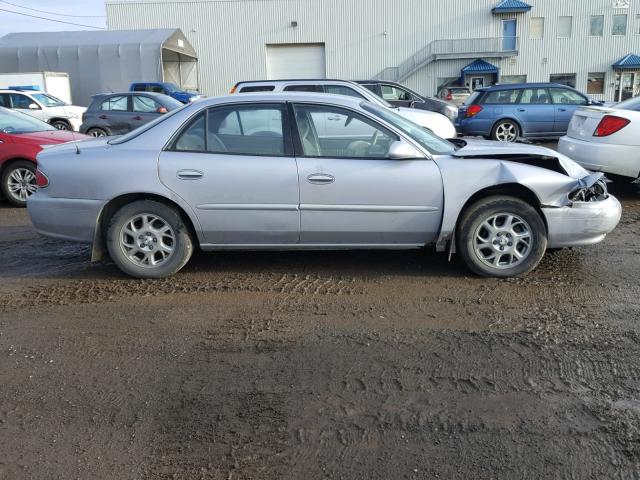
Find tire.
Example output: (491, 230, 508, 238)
(606, 173, 637, 183)
(106, 200, 193, 278)
(50, 120, 70, 130)
(456, 196, 547, 278)
(87, 127, 108, 137)
(1, 160, 37, 207)
(491, 119, 520, 142)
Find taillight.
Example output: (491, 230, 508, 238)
(446, 93, 453, 101)
(35, 168, 49, 188)
(466, 105, 483, 118)
(594, 115, 630, 137)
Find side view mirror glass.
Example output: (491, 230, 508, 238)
(28, 103, 39, 110)
(388, 140, 423, 160)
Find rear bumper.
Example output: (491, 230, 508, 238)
(27, 193, 104, 243)
(543, 195, 622, 248)
(558, 136, 640, 179)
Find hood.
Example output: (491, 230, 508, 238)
(452, 139, 589, 179)
(396, 106, 444, 119)
(9, 130, 89, 145)
(49, 105, 86, 116)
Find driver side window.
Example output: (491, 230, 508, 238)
(292, 104, 398, 159)
(381, 85, 412, 101)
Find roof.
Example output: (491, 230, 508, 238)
(476, 82, 575, 91)
(0, 28, 177, 48)
(612, 54, 640, 70)
(461, 59, 499, 74)
(491, 0, 532, 13)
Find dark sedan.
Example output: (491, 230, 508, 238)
(355, 80, 458, 121)
(80, 92, 184, 137)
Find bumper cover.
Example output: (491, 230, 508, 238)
(558, 136, 640, 179)
(543, 195, 622, 248)
(27, 194, 104, 243)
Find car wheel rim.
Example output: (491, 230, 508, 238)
(7, 167, 37, 202)
(89, 129, 105, 137)
(473, 213, 532, 270)
(119, 213, 176, 268)
(496, 123, 517, 142)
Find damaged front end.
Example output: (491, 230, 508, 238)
(568, 173, 608, 203)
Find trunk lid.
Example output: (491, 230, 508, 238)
(566, 106, 612, 141)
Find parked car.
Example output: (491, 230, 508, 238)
(231, 79, 456, 139)
(129, 82, 202, 104)
(28, 93, 620, 279)
(80, 92, 184, 137)
(0, 107, 87, 206)
(0, 89, 86, 131)
(355, 80, 457, 121)
(558, 95, 640, 183)
(438, 86, 471, 106)
(456, 83, 603, 142)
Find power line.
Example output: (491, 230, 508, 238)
(0, 7, 105, 29)
(0, 0, 105, 17)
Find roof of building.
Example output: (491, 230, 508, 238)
(461, 59, 499, 74)
(612, 54, 640, 70)
(491, 0, 533, 14)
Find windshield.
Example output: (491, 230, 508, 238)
(0, 107, 56, 133)
(363, 103, 455, 155)
(108, 102, 188, 144)
(615, 96, 640, 112)
(31, 93, 67, 107)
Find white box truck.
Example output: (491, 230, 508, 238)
(0, 72, 72, 104)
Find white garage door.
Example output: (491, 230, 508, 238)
(266, 43, 326, 79)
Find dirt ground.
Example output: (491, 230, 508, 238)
(1, 181, 640, 479)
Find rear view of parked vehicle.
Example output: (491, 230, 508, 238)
(0, 107, 87, 206)
(28, 93, 621, 279)
(456, 83, 602, 142)
(559, 96, 640, 182)
(80, 92, 183, 137)
(438, 86, 471, 106)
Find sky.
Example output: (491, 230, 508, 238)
(0, 0, 107, 38)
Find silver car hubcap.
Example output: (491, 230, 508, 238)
(120, 214, 175, 267)
(7, 167, 37, 202)
(495, 123, 518, 142)
(474, 213, 532, 269)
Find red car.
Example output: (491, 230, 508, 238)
(0, 107, 86, 207)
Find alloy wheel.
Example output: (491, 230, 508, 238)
(89, 129, 107, 137)
(473, 213, 532, 269)
(119, 213, 176, 267)
(7, 167, 37, 203)
(494, 122, 518, 142)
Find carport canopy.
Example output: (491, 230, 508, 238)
(612, 54, 640, 71)
(461, 59, 499, 75)
(491, 0, 532, 14)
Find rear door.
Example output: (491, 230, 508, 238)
(550, 88, 588, 134)
(158, 102, 300, 244)
(516, 87, 554, 134)
(292, 102, 443, 245)
(97, 95, 131, 134)
(131, 95, 162, 130)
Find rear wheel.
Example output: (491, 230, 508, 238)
(106, 200, 193, 278)
(491, 119, 520, 142)
(457, 196, 547, 277)
(50, 120, 70, 130)
(1, 160, 37, 207)
(87, 127, 108, 137)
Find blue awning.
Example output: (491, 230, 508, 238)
(612, 54, 640, 70)
(492, 0, 532, 14)
(461, 59, 499, 75)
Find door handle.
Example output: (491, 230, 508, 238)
(98, 114, 107, 119)
(307, 173, 335, 185)
(132, 115, 142, 120)
(327, 115, 342, 121)
(517, 108, 526, 112)
(177, 169, 204, 180)
(558, 108, 567, 112)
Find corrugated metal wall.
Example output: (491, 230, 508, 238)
(106, 0, 640, 100)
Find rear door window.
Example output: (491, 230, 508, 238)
(482, 89, 520, 104)
(519, 88, 550, 104)
(324, 84, 366, 98)
(133, 96, 162, 113)
(100, 96, 129, 112)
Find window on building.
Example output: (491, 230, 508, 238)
(550, 73, 577, 88)
(636, 14, 640, 34)
(530, 17, 544, 39)
(590, 15, 604, 36)
(587, 73, 606, 94)
(613, 14, 628, 35)
(500, 75, 527, 84)
(558, 16, 572, 38)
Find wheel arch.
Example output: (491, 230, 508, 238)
(48, 118, 71, 128)
(0, 157, 36, 175)
(91, 192, 200, 262)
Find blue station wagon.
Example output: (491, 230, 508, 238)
(455, 83, 602, 142)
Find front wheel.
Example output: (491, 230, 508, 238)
(491, 119, 520, 142)
(1, 160, 37, 207)
(456, 196, 547, 278)
(106, 200, 193, 278)
(50, 120, 70, 130)
(87, 127, 108, 137)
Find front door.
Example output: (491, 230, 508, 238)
(471, 77, 485, 91)
(615, 72, 636, 102)
(158, 102, 300, 245)
(291, 102, 443, 245)
(515, 87, 554, 135)
(130, 95, 162, 130)
(502, 19, 517, 51)
(549, 87, 588, 133)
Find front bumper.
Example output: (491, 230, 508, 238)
(27, 193, 104, 243)
(543, 195, 622, 248)
(558, 136, 640, 179)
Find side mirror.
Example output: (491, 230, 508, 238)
(388, 140, 423, 160)
(157, 106, 168, 114)
(28, 103, 39, 110)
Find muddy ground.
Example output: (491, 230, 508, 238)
(1, 182, 640, 479)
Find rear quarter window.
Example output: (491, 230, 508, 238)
(463, 92, 481, 106)
(239, 86, 276, 93)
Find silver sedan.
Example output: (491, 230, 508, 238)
(28, 93, 622, 278)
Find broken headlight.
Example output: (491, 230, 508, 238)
(569, 179, 608, 202)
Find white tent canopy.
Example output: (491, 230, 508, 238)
(0, 29, 198, 106)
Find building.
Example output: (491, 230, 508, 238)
(0, 29, 198, 105)
(106, 0, 640, 101)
